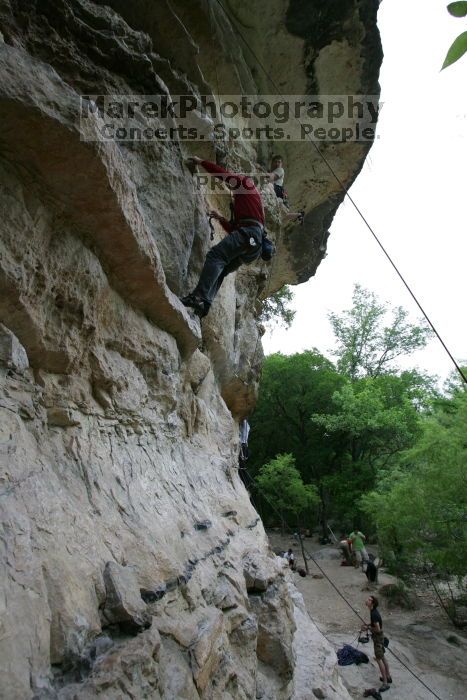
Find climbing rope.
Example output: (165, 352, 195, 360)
(247, 221, 281, 375)
(213, 0, 467, 386)
(208, 0, 227, 155)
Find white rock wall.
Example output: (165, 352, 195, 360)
(0, 0, 380, 697)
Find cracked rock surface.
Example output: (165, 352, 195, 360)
(0, 1, 381, 697)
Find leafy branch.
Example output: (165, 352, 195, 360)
(442, 2, 467, 69)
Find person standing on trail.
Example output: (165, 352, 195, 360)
(349, 528, 369, 569)
(181, 156, 265, 318)
(362, 595, 392, 693)
(338, 533, 353, 565)
(283, 548, 295, 570)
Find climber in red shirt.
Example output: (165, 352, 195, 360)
(181, 157, 265, 317)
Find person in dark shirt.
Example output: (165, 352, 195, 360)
(362, 595, 392, 692)
(181, 157, 265, 317)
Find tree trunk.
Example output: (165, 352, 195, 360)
(280, 511, 286, 537)
(319, 485, 328, 540)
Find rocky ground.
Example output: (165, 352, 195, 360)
(268, 533, 467, 700)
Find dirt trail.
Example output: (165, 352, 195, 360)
(268, 533, 467, 700)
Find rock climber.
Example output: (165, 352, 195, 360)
(238, 418, 250, 469)
(268, 154, 304, 224)
(362, 595, 392, 693)
(181, 156, 264, 317)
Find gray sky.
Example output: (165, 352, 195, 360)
(264, 0, 467, 383)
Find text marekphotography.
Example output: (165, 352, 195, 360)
(79, 94, 382, 143)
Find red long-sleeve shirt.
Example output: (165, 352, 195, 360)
(201, 160, 265, 233)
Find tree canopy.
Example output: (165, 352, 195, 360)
(259, 285, 295, 328)
(248, 284, 467, 623)
(360, 388, 467, 623)
(255, 453, 319, 529)
(328, 284, 432, 379)
(249, 287, 436, 532)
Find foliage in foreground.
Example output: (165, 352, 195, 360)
(254, 453, 319, 529)
(442, 2, 467, 69)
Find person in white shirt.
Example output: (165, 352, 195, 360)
(268, 155, 304, 224)
(283, 548, 295, 569)
(269, 154, 286, 199)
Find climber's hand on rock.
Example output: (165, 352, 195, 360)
(186, 156, 202, 166)
(209, 210, 222, 220)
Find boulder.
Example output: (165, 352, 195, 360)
(102, 562, 149, 631)
(189, 610, 225, 692)
(0, 324, 29, 372)
(57, 622, 162, 699)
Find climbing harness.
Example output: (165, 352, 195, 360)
(358, 630, 370, 645)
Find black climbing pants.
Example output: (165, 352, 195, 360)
(273, 183, 285, 199)
(193, 225, 263, 308)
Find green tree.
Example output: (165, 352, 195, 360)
(361, 389, 467, 625)
(255, 453, 319, 548)
(442, 365, 467, 396)
(249, 348, 432, 532)
(260, 286, 295, 328)
(249, 351, 344, 531)
(329, 285, 432, 380)
(311, 373, 424, 526)
(250, 351, 342, 468)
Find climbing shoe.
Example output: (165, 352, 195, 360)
(379, 677, 392, 684)
(296, 209, 305, 225)
(378, 684, 390, 693)
(193, 302, 209, 318)
(181, 294, 208, 318)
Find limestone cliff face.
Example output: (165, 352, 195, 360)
(0, 1, 381, 698)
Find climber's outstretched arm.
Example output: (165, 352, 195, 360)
(209, 210, 233, 234)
